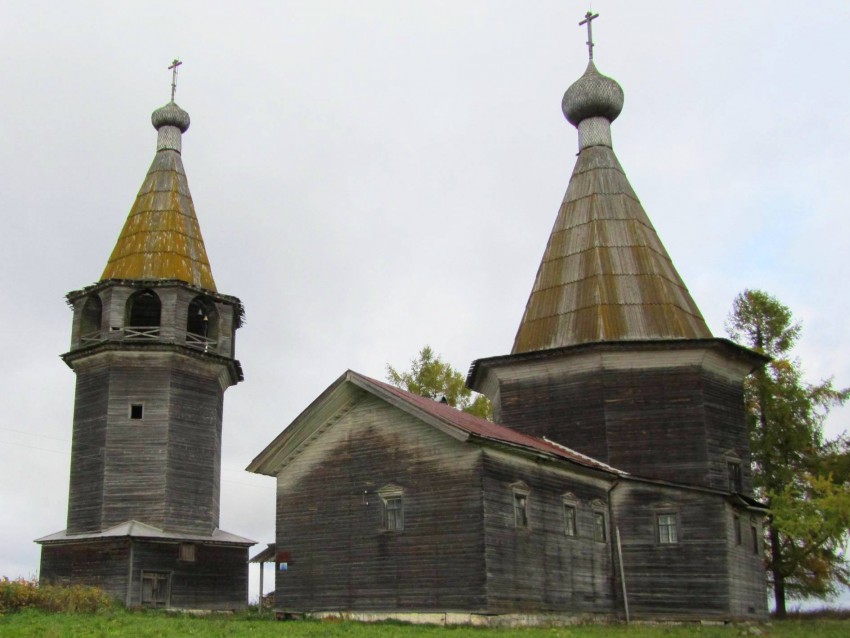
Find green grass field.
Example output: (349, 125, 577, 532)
(1, 610, 849, 638)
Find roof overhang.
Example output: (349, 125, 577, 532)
(468, 338, 768, 397)
(36, 520, 255, 546)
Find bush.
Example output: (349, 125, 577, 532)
(0, 576, 114, 614)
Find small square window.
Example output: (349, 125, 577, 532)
(130, 404, 144, 420)
(728, 461, 742, 492)
(657, 513, 678, 544)
(564, 504, 577, 537)
(593, 511, 607, 543)
(514, 492, 529, 528)
(179, 543, 196, 562)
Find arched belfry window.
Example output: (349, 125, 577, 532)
(186, 296, 218, 347)
(126, 290, 161, 338)
(79, 294, 103, 343)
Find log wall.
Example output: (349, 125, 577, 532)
(481, 450, 615, 615)
(497, 366, 752, 492)
(274, 393, 487, 612)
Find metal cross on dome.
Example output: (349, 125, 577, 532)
(168, 59, 182, 102)
(579, 11, 599, 60)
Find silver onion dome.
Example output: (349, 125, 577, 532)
(151, 101, 190, 133)
(562, 61, 624, 127)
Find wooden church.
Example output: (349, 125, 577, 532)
(247, 16, 769, 622)
(36, 73, 254, 609)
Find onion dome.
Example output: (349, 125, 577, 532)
(562, 61, 624, 127)
(151, 100, 190, 132)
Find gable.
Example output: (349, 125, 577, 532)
(247, 370, 624, 479)
(272, 392, 481, 492)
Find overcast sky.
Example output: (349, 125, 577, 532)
(2, 1, 848, 607)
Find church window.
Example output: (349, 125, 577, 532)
(512, 482, 530, 529)
(179, 543, 196, 562)
(378, 484, 404, 531)
(751, 522, 760, 554)
(593, 510, 607, 543)
(727, 461, 742, 492)
(564, 504, 577, 537)
(80, 295, 103, 342)
(562, 493, 577, 537)
(129, 404, 144, 420)
(127, 290, 161, 327)
(186, 296, 219, 348)
(733, 514, 742, 545)
(657, 513, 678, 544)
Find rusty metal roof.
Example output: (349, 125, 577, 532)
(512, 65, 711, 354)
(100, 101, 217, 291)
(246, 369, 625, 477)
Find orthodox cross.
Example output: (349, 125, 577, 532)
(168, 59, 182, 101)
(579, 11, 599, 60)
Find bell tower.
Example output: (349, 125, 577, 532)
(38, 64, 253, 610)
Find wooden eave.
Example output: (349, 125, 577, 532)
(36, 520, 255, 546)
(469, 434, 622, 482)
(468, 337, 768, 390)
(60, 341, 244, 383)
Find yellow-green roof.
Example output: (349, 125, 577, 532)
(101, 125, 216, 291)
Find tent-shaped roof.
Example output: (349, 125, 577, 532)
(512, 61, 711, 354)
(100, 101, 217, 291)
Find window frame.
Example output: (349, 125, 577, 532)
(378, 484, 404, 532)
(656, 512, 679, 545)
(563, 499, 578, 538)
(511, 482, 530, 529)
(178, 543, 196, 563)
(129, 403, 144, 420)
(592, 509, 607, 543)
(727, 460, 743, 493)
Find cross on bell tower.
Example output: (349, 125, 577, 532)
(168, 58, 182, 102)
(579, 10, 599, 60)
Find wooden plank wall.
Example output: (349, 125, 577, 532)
(481, 451, 615, 615)
(66, 364, 110, 533)
(498, 366, 751, 492)
(39, 540, 130, 602)
(65, 352, 225, 535)
(128, 541, 248, 610)
(612, 482, 765, 619)
(275, 394, 488, 613)
(164, 362, 224, 534)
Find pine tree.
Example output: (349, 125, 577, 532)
(727, 289, 850, 616)
(386, 345, 492, 419)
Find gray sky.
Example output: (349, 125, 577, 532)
(1, 1, 848, 606)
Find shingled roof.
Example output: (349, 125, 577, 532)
(512, 61, 710, 354)
(100, 101, 217, 291)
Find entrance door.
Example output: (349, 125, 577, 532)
(141, 571, 170, 608)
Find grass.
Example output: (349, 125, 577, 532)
(1, 610, 850, 638)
